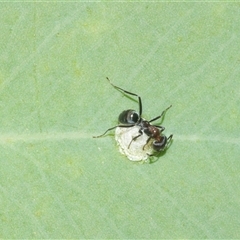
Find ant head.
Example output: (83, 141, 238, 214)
(118, 109, 139, 125)
(152, 135, 167, 151)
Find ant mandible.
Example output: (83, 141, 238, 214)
(93, 77, 173, 152)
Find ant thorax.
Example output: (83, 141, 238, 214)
(115, 125, 154, 162)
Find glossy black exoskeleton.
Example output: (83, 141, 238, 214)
(93, 78, 173, 152)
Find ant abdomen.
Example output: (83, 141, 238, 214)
(118, 109, 139, 125)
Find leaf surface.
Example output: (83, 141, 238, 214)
(0, 3, 239, 238)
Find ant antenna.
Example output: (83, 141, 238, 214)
(106, 77, 142, 118)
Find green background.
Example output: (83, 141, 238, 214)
(1, 3, 240, 238)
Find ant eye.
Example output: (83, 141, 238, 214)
(153, 136, 167, 151)
(118, 110, 139, 125)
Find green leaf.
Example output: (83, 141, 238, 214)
(1, 3, 239, 238)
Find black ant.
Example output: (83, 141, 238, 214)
(93, 78, 173, 152)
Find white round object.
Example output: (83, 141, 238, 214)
(115, 126, 154, 162)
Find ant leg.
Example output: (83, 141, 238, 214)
(154, 125, 165, 132)
(149, 105, 172, 123)
(143, 136, 152, 150)
(166, 134, 173, 148)
(93, 124, 134, 138)
(160, 134, 173, 150)
(93, 125, 119, 138)
(106, 77, 142, 117)
(128, 131, 143, 149)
